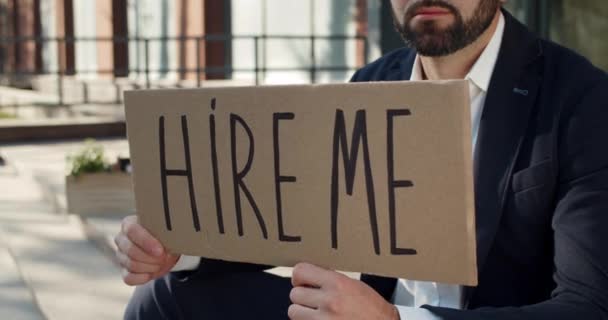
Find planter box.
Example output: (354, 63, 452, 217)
(66, 172, 135, 216)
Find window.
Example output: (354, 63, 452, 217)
(505, 0, 608, 71)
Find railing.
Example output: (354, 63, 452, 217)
(0, 34, 369, 107)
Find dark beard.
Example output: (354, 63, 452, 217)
(393, 0, 500, 56)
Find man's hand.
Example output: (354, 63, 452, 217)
(289, 263, 400, 320)
(114, 215, 180, 286)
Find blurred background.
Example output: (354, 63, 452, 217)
(0, 1, 606, 319)
(0, 0, 606, 125)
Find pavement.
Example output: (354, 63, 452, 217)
(0, 139, 133, 320)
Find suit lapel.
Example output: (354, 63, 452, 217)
(463, 10, 544, 307)
(387, 49, 416, 81)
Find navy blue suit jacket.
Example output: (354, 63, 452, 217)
(357, 10, 608, 319)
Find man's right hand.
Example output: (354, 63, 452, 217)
(114, 215, 180, 286)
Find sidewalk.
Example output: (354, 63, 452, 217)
(0, 139, 133, 320)
(0, 173, 44, 320)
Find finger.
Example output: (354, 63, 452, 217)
(121, 269, 151, 286)
(289, 286, 323, 309)
(291, 263, 332, 288)
(116, 251, 162, 274)
(148, 253, 180, 279)
(122, 215, 164, 257)
(115, 234, 164, 264)
(288, 303, 317, 320)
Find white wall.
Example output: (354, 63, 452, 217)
(127, 0, 178, 81)
(38, 0, 380, 83)
(39, 0, 58, 73)
(231, 0, 381, 85)
(367, 0, 382, 63)
(73, 0, 98, 78)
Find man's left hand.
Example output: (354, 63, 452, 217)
(288, 262, 400, 320)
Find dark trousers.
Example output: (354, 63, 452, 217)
(125, 269, 293, 320)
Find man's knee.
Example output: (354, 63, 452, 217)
(123, 270, 294, 319)
(124, 277, 177, 320)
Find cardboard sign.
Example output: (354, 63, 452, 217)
(124, 81, 477, 285)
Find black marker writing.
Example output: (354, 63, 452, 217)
(387, 109, 417, 255)
(158, 115, 201, 232)
(209, 98, 225, 234)
(330, 109, 380, 255)
(230, 114, 268, 239)
(273, 112, 301, 242)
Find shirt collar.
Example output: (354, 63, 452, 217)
(410, 12, 505, 93)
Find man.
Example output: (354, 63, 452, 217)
(117, 0, 608, 319)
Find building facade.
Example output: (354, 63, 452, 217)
(2, 0, 604, 88)
(0, 0, 380, 87)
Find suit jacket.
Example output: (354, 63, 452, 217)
(192, 9, 608, 320)
(356, 9, 608, 320)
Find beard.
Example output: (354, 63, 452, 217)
(393, 0, 501, 56)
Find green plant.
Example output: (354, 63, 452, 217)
(0, 111, 16, 119)
(67, 139, 111, 177)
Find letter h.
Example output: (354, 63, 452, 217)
(158, 115, 201, 231)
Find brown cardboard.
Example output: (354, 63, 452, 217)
(124, 81, 477, 285)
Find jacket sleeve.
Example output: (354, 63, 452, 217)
(422, 79, 608, 319)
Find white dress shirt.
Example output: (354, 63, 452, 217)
(172, 13, 505, 320)
(395, 12, 504, 319)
